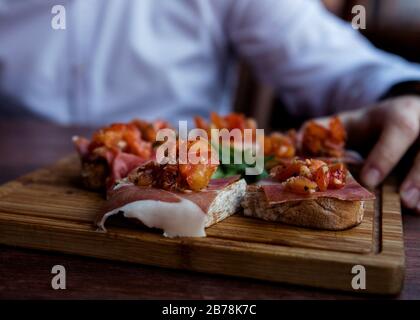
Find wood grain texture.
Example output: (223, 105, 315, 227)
(0, 154, 405, 295)
(1, 119, 419, 299)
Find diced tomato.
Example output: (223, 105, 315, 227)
(271, 160, 306, 182)
(284, 176, 318, 194)
(264, 132, 295, 159)
(271, 133, 295, 159)
(314, 165, 330, 192)
(131, 119, 171, 143)
(178, 140, 218, 191)
(301, 117, 347, 157)
(328, 163, 347, 189)
(273, 157, 347, 193)
(307, 159, 327, 174)
(302, 121, 329, 155)
(194, 116, 209, 131)
(210, 112, 227, 129)
(180, 163, 215, 191)
(224, 113, 246, 130)
(264, 136, 273, 156)
(153, 120, 171, 131)
(245, 118, 257, 131)
(90, 123, 152, 159)
(329, 116, 347, 144)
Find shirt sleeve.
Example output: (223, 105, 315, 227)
(225, 0, 420, 117)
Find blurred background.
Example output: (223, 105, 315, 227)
(2, 0, 420, 127)
(324, 0, 420, 62)
(237, 0, 420, 130)
(1, 0, 420, 183)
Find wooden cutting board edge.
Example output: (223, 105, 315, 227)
(0, 157, 405, 295)
(0, 192, 405, 295)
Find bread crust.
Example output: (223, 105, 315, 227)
(242, 185, 364, 230)
(80, 159, 108, 191)
(205, 179, 247, 227)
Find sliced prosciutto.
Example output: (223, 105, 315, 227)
(97, 176, 246, 238)
(106, 152, 149, 190)
(73, 135, 150, 190)
(73, 121, 168, 191)
(261, 175, 375, 204)
(73, 136, 90, 158)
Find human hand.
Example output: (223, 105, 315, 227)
(337, 96, 420, 213)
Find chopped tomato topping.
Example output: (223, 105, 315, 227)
(131, 118, 171, 143)
(129, 139, 218, 192)
(271, 159, 328, 182)
(210, 112, 227, 129)
(306, 159, 326, 173)
(313, 165, 330, 192)
(179, 140, 219, 191)
(264, 132, 296, 159)
(194, 116, 210, 132)
(179, 163, 217, 191)
(271, 158, 347, 193)
(195, 112, 258, 142)
(284, 176, 318, 194)
(270, 159, 306, 182)
(301, 116, 346, 157)
(328, 163, 347, 189)
(90, 123, 152, 159)
(224, 113, 246, 130)
(329, 116, 347, 144)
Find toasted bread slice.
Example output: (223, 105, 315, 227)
(80, 159, 108, 191)
(242, 185, 364, 230)
(205, 179, 247, 227)
(98, 179, 247, 237)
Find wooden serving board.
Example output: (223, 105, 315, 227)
(0, 155, 405, 295)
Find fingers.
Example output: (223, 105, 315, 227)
(337, 107, 381, 147)
(400, 151, 420, 214)
(361, 109, 420, 188)
(341, 113, 370, 147)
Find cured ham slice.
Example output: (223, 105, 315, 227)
(97, 176, 246, 238)
(107, 152, 148, 190)
(73, 136, 149, 190)
(262, 175, 375, 204)
(72, 121, 162, 191)
(242, 174, 375, 231)
(73, 136, 90, 158)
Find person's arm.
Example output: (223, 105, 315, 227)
(337, 93, 420, 214)
(224, 0, 420, 212)
(225, 0, 420, 117)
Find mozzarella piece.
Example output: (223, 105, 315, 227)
(98, 198, 207, 238)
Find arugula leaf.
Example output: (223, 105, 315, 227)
(211, 144, 272, 183)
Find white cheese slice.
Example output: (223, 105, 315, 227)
(98, 198, 207, 238)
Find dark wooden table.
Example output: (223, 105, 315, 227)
(0, 118, 419, 299)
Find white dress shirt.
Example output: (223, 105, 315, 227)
(1, 0, 420, 125)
